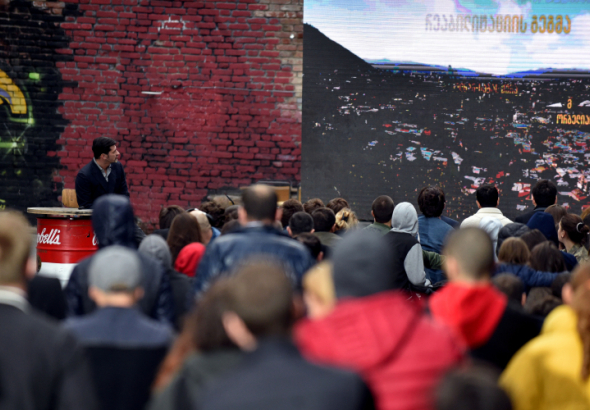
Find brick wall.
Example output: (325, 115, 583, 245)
(0, 0, 302, 228)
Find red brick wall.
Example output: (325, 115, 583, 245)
(33, 0, 302, 228)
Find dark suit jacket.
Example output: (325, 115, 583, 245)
(0, 302, 98, 410)
(514, 206, 546, 224)
(75, 160, 129, 209)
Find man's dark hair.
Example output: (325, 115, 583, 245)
(492, 274, 524, 305)
(225, 260, 294, 337)
(296, 233, 322, 260)
(159, 205, 186, 230)
(303, 198, 324, 215)
(92, 137, 117, 159)
(372, 195, 394, 223)
(241, 185, 277, 222)
(524, 288, 561, 318)
(475, 185, 499, 208)
(199, 201, 225, 229)
(326, 198, 349, 215)
(192, 280, 236, 351)
(532, 179, 557, 208)
(530, 242, 566, 273)
(312, 208, 336, 232)
(418, 187, 446, 218)
(280, 199, 304, 228)
(520, 229, 547, 252)
(288, 212, 314, 236)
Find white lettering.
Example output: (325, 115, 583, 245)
(37, 228, 62, 246)
(92, 234, 98, 246)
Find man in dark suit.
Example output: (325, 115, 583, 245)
(0, 210, 98, 410)
(514, 179, 558, 224)
(76, 137, 129, 209)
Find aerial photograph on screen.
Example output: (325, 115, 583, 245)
(302, 0, 590, 220)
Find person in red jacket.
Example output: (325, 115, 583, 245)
(294, 230, 464, 410)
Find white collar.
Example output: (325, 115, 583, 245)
(0, 287, 29, 313)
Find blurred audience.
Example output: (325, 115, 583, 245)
(559, 214, 590, 263)
(364, 195, 395, 235)
(461, 185, 512, 228)
(154, 205, 185, 240)
(167, 213, 203, 265)
(334, 208, 359, 234)
(287, 211, 314, 237)
(280, 198, 304, 229)
(515, 179, 558, 224)
(304, 198, 325, 215)
(312, 207, 341, 249)
(326, 197, 350, 216)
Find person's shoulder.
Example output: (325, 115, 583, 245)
(460, 214, 479, 227)
(77, 160, 94, 176)
(135, 314, 174, 343)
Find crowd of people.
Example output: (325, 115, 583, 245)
(2, 178, 590, 410)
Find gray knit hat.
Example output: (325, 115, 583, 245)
(89, 245, 141, 292)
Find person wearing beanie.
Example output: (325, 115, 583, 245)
(189, 209, 217, 246)
(64, 246, 173, 410)
(527, 212, 559, 245)
(295, 230, 463, 410)
(175, 243, 206, 278)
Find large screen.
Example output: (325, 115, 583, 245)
(302, 0, 590, 221)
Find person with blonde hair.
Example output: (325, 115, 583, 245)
(334, 208, 358, 233)
(500, 263, 590, 410)
(302, 262, 335, 319)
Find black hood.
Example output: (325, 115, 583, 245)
(497, 222, 530, 255)
(92, 194, 136, 249)
(332, 229, 395, 299)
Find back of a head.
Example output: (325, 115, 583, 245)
(224, 205, 239, 224)
(159, 205, 186, 230)
(497, 237, 530, 265)
(527, 212, 558, 245)
(436, 366, 512, 410)
(303, 198, 324, 215)
(92, 136, 116, 159)
(289, 211, 314, 236)
(491, 274, 524, 305)
(391, 202, 419, 235)
(312, 208, 336, 232)
(372, 195, 394, 224)
(280, 199, 304, 228)
(225, 261, 294, 337)
(520, 229, 547, 252)
(138, 234, 172, 269)
(476, 185, 499, 208)
(89, 245, 141, 293)
(418, 187, 445, 218)
(241, 185, 277, 222)
(92, 194, 136, 249)
(560, 214, 589, 245)
(444, 228, 494, 280)
(524, 288, 560, 317)
(334, 208, 358, 232)
(532, 179, 557, 208)
(193, 280, 236, 351)
(221, 220, 241, 235)
(545, 204, 568, 226)
(530, 242, 565, 273)
(551, 272, 571, 299)
(497, 223, 530, 255)
(199, 201, 225, 229)
(0, 211, 32, 285)
(326, 197, 349, 215)
(167, 213, 202, 263)
(296, 232, 322, 260)
(332, 230, 395, 298)
(191, 210, 212, 234)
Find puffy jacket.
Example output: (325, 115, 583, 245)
(193, 225, 314, 297)
(294, 291, 464, 410)
(494, 264, 560, 292)
(65, 195, 174, 324)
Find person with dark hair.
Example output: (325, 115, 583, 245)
(154, 205, 186, 240)
(75, 137, 130, 209)
(194, 185, 314, 298)
(496, 223, 530, 256)
(501, 264, 590, 410)
(526, 212, 558, 245)
(461, 185, 512, 228)
(492, 274, 525, 305)
(559, 214, 590, 263)
(296, 233, 324, 261)
(523, 288, 561, 318)
(545, 204, 568, 227)
(515, 179, 558, 224)
(551, 272, 571, 300)
(220, 219, 240, 235)
(296, 230, 463, 410)
(529, 242, 566, 274)
(288, 211, 314, 237)
(224, 205, 239, 224)
(418, 187, 454, 283)
(197, 261, 375, 410)
(519, 229, 547, 252)
(430, 228, 540, 369)
(199, 201, 225, 229)
(167, 213, 203, 265)
(365, 195, 395, 235)
(326, 197, 350, 215)
(312, 208, 341, 249)
(303, 198, 325, 215)
(436, 366, 513, 410)
(280, 199, 304, 229)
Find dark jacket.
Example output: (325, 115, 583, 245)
(430, 283, 540, 370)
(147, 350, 243, 410)
(497, 223, 530, 255)
(194, 225, 314, 297)
(198, 339, 375, 410)
(65, 195, 174, 324)
(0, 298, 98, 410)
(494, 264, 560, 292)
(75, 160, 129, 209)
(65, 307, 173, 410)
(514, 206, 547, 224)
(28, 275, 67, 320)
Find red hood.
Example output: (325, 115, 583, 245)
(174, 243, 206, 277)
(429, 283, 507, 348)
(294, 291, 423, 370)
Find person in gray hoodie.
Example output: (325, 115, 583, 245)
(383, 202, 432, 291)
(139, 235, 192, 330)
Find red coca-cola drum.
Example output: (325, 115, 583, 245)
(29, 208, 97, 285)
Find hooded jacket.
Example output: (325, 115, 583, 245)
(496, 223, 530, 255)
(295, 231, 463, 410)
(500, 305, 590, 410)
(139, 235, 192, 330)
(65, 195, 174, 324)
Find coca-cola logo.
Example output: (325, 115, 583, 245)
(37, 228, 61, 245)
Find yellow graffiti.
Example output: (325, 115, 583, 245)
(0, 69, 27, 115)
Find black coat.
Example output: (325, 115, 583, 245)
(0, 302, 98, 410)
(197, 339, 375, 410)
(75, 160, 129, 209)
(28, 275, 67, 320)
(514, 207, 547, 224)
